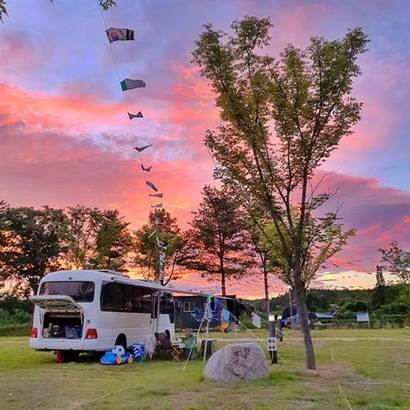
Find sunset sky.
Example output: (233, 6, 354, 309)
(1, 0, 410, 297)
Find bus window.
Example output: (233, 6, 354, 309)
(101, 283, 155, 313)
(39, 281, 95, 302)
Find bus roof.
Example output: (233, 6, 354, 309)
(41, 270, 209, 296)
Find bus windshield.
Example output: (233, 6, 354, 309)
(39, 281, 95, 302)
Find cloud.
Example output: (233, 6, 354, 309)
(315, 172, 410, 271)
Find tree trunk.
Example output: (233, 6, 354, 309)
(221, 270, 226, 296)
(220, 253, 226, 296)
(293, 271, 316, 370)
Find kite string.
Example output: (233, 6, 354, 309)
(97, 3, 161, 211)
(98, 3, 166, 282)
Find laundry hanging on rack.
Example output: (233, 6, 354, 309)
(128, 112, 143, 119)
(121, 78, 146, 91)
(106, 27, 134, 43)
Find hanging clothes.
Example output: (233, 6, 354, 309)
(251, 312, 261, 328)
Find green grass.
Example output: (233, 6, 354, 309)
(0, 329, 409, 409)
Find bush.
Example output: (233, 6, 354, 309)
(0, 308, 31, 326)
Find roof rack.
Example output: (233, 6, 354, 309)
(98, 269, 126, 277)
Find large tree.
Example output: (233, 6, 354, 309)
(60, 206, 104, 270)
(182, 185, 252, 296)
(379, 242, 410, 285)
(92, 209, 132, 271)
(133, 209, 183, 284)
(0, 204, 66, 294)
(192, 17, 367, 369)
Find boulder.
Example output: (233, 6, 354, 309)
(204, 342, 269, 381)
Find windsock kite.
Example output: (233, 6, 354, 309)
(121, 79, 146, 91)
(128, 112, 143, 120)
(151, 203, 163, 208)
(106, 27, 134, 43)
(149, 192, 163, 198)
(141, 164, 152, 172)
(146, 181, 158, 192)
(134, 144, 152, 152)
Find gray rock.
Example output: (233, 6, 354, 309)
(204, 342, 269, 381)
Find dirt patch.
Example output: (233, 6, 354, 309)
(315, 363, 354, 380)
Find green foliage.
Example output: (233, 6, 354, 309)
(92, 210, 132, 271)
(0, 296, 32, 328)
(60, 205, 104, 270)
(379, 241, 410, 284)
(193, 17, 368, 368)
(0, 203, 66, 294)
(0, 309, 31, 326)
(180, 185, 252, 295)
(0, 203, 135, 295)
(133, 209, 183, 284)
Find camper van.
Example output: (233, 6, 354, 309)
(30, 270, 175, 361)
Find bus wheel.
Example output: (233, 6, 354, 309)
(55, 350, 79, 363)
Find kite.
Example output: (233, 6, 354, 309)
(128, 112, 143, 120)
(141, 164, 152, 172)
(151, 203, 163, 208)
(134, 144, 152, 152)
(106, 27, 134, 43)
(145, 181, 158, 192)
(158, 241, 167, 252)
(149, 192, 163, 198)
(121, 79, 146, 91)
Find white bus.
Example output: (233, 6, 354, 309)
(30, 269, 176, 361)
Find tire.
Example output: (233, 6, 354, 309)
(55, 350, 79, 363)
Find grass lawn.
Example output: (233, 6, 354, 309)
(0, 328, 409, 409)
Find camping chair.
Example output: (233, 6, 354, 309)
(155, 331, 172, 359)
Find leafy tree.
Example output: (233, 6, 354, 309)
(263, 210, 355, 288)
(244, 217, 275, 319)
(92, 210, 132, 271)
(181, 185, 252, 296)
(379, 242, 410, 285)
(376, 265, 385, 287)
(60, 206, 103, 270)
(133, 209, 183, 284)
(192, 16, 367, 368)
(0, 204, 66, 294)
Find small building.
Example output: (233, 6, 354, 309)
(356, 311, 370, 327)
